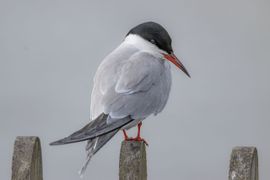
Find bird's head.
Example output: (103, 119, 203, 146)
(126, 21, 190, 78)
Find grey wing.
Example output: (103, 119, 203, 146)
(91, 49, 171, 122)
(50, 46, 171, 175)
(90, 44, 138, 120)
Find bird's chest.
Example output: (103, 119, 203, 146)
(152, 61, 172, 114)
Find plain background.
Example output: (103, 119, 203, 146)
(1, 0, 270, 179)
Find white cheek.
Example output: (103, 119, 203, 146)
(125, 34, 167, 55)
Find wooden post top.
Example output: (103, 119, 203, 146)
(11, 136, 43, 180)
(229, 146, 258, 180)
(119, 141, 147, 180)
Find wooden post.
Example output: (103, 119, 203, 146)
(229, 147, 258, 180)
(11, 136, 43, 180)
(119, 141, 147, 180)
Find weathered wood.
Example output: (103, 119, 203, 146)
(229, 147, 258, 180)
(119, 141, 147, 180)
(11, 136, 43, 180)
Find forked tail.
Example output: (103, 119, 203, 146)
(50, 113, 133, 175)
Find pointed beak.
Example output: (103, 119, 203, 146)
(163, 53, 190, 78)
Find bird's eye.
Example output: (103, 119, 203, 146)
(150, 39, 156, 45)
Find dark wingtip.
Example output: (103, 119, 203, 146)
(49, 138, 67, 146)
(49, 142, 59, 146)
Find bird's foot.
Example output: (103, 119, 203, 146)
(122, 123, 148, 146)
(125, 136, 149, 146)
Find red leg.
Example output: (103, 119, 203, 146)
(122, 122, 148, 145)
(136, 122, 142, 139)
(122, 130, 128, 140)
(134, 122, 148, 145)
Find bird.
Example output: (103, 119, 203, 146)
(50, 21, 190, 175)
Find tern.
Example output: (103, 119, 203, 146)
(50, 21, 190, 175)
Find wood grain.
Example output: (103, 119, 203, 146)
(229, 147, 258, 180)
(11, 136, 43, 180)
(119, 141, 147, 180)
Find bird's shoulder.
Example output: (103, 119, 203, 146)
(97, 42, 163, 73)
(94, 43, 164, 91)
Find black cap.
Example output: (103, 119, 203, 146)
(127, 22, 173, 54)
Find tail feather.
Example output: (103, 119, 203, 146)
(78, 129, 118, 176)
(50, 113, 134, 175)
(50, 113, 132, 145)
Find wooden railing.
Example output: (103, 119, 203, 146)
(11, 136, 258, 180)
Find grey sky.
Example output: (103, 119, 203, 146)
(1, 0, 270, 180)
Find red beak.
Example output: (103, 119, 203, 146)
(163, 53, 190, 78)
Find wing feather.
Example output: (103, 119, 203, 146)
(91, 44, 171, 122)
(115, 52, 161, 94)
